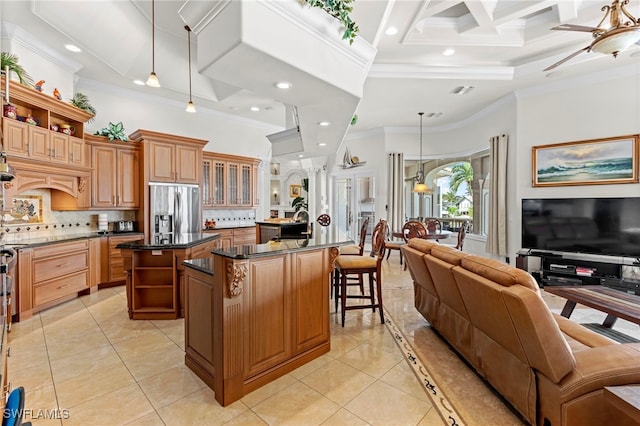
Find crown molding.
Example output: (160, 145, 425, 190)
(0, 21, 83, 74)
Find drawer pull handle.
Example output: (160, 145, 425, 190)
(6, 347, 11, 357)
(56, 263, 70, 268)
(56, 284, 69, 290)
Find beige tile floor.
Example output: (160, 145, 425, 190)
(8, 253, 639, 426)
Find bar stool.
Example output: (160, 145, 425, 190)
(334, 219, 387, 326)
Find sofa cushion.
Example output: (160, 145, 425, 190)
(407, 238, 438, 253)
(430, 244, 468, 265)
(553, 313, 617, 350)
(402, 245, 439, 327)
(460, 255, 540, 292)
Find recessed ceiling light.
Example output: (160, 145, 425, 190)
(443, 48, 455, 56)
(64, 44, 82, 53)
(450, 85, 475, 95)
(250, 106, 260, 112)
(318, 142, 327, 147)
(298, 154, 304, 158)
(318, 121, 330, 126)
(275, 81, 292, 89)
(133, 79, 146, 86)
(385, 27, 398, 36)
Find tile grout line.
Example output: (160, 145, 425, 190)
(383, 310, 467, 426)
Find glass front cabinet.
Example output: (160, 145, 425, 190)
(202, 153, 260, 208)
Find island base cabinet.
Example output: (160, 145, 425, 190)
(185, 247, 331, 407)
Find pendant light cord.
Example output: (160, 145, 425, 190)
(419, 111, 424, 179)
(186, 25, 192, 101)
(151, 0, 155, 73)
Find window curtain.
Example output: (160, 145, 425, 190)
(387, 153, 405, 234)
(485, 134, 508, 257)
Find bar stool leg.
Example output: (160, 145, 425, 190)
(334, 269, 340, 313)
(368, 273, 375, 312)
(376, 270, 385, 324)
(341, 272, 348, 327)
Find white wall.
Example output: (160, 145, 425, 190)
(514, 65, 640, 261)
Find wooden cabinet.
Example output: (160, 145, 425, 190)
(202, 152, 260, 208)
(1, 76, 93, 167)
(101, 234, 144, 284)
(204, 227, 255, 248)
(87, 135, 140, 209)
(128, 250, 178, 320)
(16, 239, 96, 319)
(130, 129, 206, 184)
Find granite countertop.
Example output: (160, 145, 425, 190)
(183, 258, 213, 275)
(5, 231, 143, 248)
(203, 223, 256, 231)
(255, 221, 308, 227)
(211, 226, 353, 259)
(116, 232, 220, 250)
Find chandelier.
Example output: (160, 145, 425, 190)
(413, 112, 430, 193)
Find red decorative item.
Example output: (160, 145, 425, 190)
(53, 88, 61, 100)
(3, 104, 17, 119)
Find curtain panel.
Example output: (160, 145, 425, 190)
(387, 153, 405, 234)
(486, 134, 509, 257)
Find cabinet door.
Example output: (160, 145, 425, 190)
(69, 136, 88, 167)
(92, 146, 117, 208)
(252, 163, 259, 207)
(29, 127, 51, 162)
(175, 144, 199, 183)
(50, 132, 69, 164)
(149, 141, 176, 182)
(117, 148, 140, 208)
(2, 120, 29, 156)
(213, 160, 226, 205)
(202, 159, 213, 206)
(239, 164, 252, 206)
(227, 162, 239, 206)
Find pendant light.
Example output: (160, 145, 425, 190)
(185, 25, 196, 113)
(146, 0, 160, 87)
(412, 112, 430, 193)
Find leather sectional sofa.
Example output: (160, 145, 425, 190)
(401, 239, 640, 426)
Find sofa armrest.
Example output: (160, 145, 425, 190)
(553, 313, 617, 349)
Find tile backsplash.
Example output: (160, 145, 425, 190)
(203, 209, 256, 227)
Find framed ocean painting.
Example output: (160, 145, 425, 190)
(532, 135, 639, 187)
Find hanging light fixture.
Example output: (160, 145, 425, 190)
(146, 0, 160, 87)
(413, 112, 430, 193)
(185, 25, 196, 113)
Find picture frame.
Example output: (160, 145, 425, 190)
(532, 135, 639, 187)
(289, 184, 301, 197)
(5, 195, 43, 223)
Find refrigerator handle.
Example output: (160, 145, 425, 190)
(175, 190, 182, 233)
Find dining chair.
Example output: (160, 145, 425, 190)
(444, 220, 470, 250)
(334, 219, 387, 326)
(401, 220, 428, 270)
(384, 222, 405, 264)
(316, 213, 331, 226)
(425, 219, 442, 234)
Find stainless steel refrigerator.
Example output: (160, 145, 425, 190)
(149, 183, 201, 245)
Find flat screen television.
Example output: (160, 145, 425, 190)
(522, 197, 640, 258)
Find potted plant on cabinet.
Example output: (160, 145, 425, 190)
(0, 52, 34, 86)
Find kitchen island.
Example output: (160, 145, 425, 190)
(183, 227, 352, 406)
(117, 232, 220, 319)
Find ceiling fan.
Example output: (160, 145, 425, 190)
(544, 0, 640, 71)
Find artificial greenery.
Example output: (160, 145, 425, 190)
(94, 121, 128, 142)
(291, 178, 310, 212)
(0, 52, 34, 87)
(304, 0, 359, 45)
(69, 92, 96, 123)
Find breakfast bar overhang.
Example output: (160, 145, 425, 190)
(183, 228, 352, 406)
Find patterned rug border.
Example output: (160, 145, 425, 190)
(383, 311, 467, 426)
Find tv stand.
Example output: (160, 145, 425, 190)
(516, 250, 624, 288)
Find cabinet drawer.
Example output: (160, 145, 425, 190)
(109, 259, 127, 282)
(33, 251, 88, 283)
(33, 240, 89, 259)
(34, 271, 89, 306)
(189, 242, 216, 259)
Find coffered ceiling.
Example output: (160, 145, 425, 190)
(2, 0, 639, 157)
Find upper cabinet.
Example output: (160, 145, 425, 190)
(1, 76, 92, 169)
(203, 152, 260, 208)
(86, 134, 140, 209)
(130, 129, 207, 185)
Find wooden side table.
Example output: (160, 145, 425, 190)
(604, 386, 640, 424)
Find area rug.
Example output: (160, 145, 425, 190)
(383, 311, 467, 426)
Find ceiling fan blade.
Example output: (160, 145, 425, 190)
(543, 46, 590, 71)
(550, 23, 600, 33)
